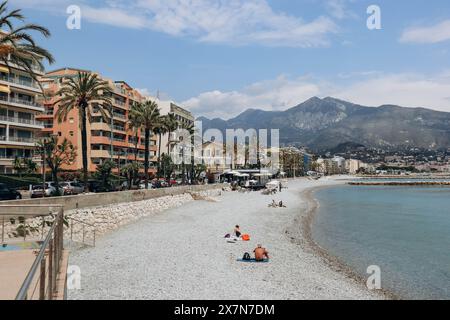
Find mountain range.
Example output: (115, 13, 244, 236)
(197, 97, 450, 152)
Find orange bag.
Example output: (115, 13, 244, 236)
(242, 234, 250, 241)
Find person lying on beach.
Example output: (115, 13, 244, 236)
(254, 244, 269, 262)
(234, 225, 242, 238)
(268, 200, 278, 208)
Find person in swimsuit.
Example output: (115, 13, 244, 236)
(234, 225, 242, 238)
(254, 244, 269, 261)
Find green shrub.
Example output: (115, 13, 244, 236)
(0, 175, 41, 189)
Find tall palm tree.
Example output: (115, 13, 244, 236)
(153, 116, 168, 176)
(180, 121, 196, 184)
(128, 109, 142, 162)
(55, 72, 112, 191)
(0, 1, 54, 84)
(129, 100, 160, 189)
(164, 113, 178, 155)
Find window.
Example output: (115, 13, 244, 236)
(69, 131, 74, 137)
(69, 117, 74, 124)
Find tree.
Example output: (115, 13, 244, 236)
(55, 71, 112, 191)
(121, 161, 142, 190)
(164, 113, 178, 155)
(128, 109, 142, 162)
(23, 158, 37, 174)
(154, 117, 168, 177)
(36, 136, 77, 195)
(12, 156, 25, 176)
(94, 159, 116, 192)
(129, 100, 160, 189)
(160, 154, 175, 183)
(181, 122, 196, 184)
(0, 1, 54, 86)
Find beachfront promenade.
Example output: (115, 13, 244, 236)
(68, 179, 384, 300)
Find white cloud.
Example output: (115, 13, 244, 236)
(11, 0, 339, 47)
(183, 75, 323, 119)
(400, 20, 450, 44)
(325, 0, 356, 20)
(81, 6, 148, 29)
(183, 72, 450, 119)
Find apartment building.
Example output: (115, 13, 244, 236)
(0, 57, 45, 173)
(157, 99, 195, 160)
(37, 68, 158, 174)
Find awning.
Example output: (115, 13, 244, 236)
(0, 84, 10, 93)
(0, 66, 9, 73)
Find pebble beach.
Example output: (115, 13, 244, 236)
(68, 178, 387, 300)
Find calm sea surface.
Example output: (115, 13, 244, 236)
(312, 185, 450, 299)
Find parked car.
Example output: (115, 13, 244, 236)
(0, 183, 22, 200)
(86, 180, 115, 193)
(30, 183, 56, 198)
(60, 181, 85, 195)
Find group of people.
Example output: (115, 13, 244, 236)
(268, 200, 286, 208)
(233, 225, 269, 262)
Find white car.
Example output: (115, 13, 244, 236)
(31, 183, 56, 198)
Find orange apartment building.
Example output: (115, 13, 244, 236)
(36, 68, 158, 174)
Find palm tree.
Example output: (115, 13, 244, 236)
(36, 136, 77, 195)
(0, 1, 54, 84)
(164, 113, 178, 155)
(153, 116, 168, 176)
(129, 100, 160, 189)
(128, 109, 142, 162)
(54, 72, 112, 191)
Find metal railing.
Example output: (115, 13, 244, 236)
(0, 95, 43, 108)
(0, 205, 65, 300)
(0, 75, 40, 89)
(0, 115, 42, 126)
(69, 216, 96, 247)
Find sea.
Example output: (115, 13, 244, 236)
(312, 184, 450, 299)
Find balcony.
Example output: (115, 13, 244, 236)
(7, 136, 36, 144)
(114, 100, 126, 107)
(0, 115, 43, 127)
(113, 113, 126, 120)
(5, 60, 45, 75)
(113, 125, 126, 132)
(0, 95, 43, 110)
(0, 74, 40, 91)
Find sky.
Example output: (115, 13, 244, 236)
(7, 0, 450, 119)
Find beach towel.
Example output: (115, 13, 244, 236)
(236, 259, 269, 263)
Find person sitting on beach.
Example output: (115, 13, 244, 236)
(234, 225, 242, 238)
(254, 244, 269, 261)
(279, 200, 286, 208)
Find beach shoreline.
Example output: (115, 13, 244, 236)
(291, 182, 398, 300)
(68, 178, 389, 300)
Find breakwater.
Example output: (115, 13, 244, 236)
(349, 181, 450, 186)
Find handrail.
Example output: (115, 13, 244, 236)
(68, 215, 96, 247)
(12, 207, 65, 300)
(15, 214, 58, 300)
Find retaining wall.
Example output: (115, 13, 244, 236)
(1, 184, 225, 211)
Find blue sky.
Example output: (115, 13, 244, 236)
(8, 0, 450, 119)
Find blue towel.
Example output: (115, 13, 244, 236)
(236, 259, 269, 263)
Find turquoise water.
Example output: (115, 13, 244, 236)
(312, 185, 450, 300)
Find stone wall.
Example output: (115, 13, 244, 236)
(1, 184, 226, 211)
